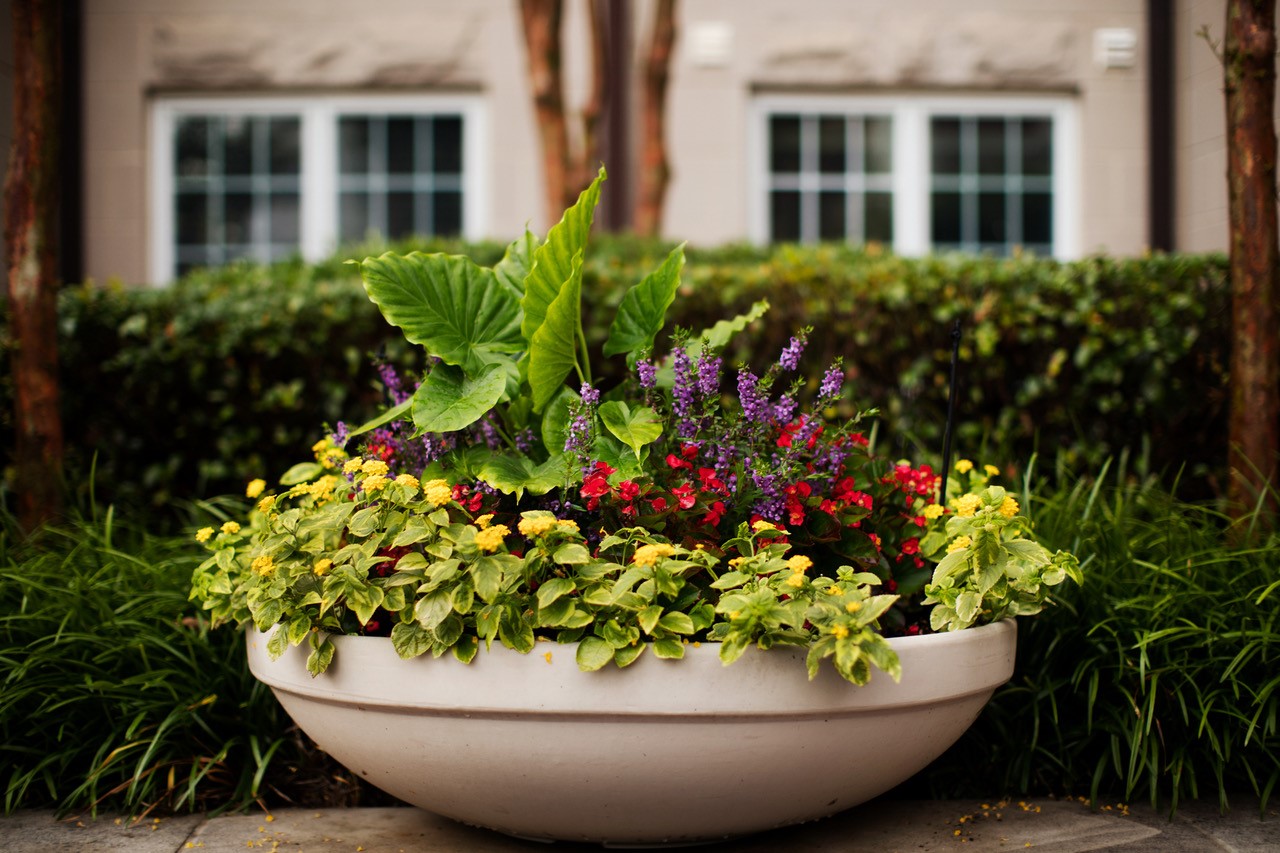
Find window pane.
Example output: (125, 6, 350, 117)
(1022, 119, 1052, 176)
(978, 192, 1006, 243)
(433, 116, 463, 173)
(340, 192, 370, 241)
(819, 117, 845, 174)
(175, 118, 210, 177)
(1023, 192, 1052, 245)
(224, 117, 253, 176)
(388, 117, 415, 175)
(270, 118, 300, 175)
(931, 118, 960, 175)
(176, 193, 208, 244)
(433, 191, 463, 236)
(271, 192, 300, 243)
(865, 117, 892, 174)
(771, 190, 801, 241)
(978, 119, 1005, 175)
(819, 191, 846, 240)
(224, 192, 253, 243)
(865, 192, 893, 243)
(388, 191, 415, 238)
(770, 116, 801, 173)
(931, 192, 961, 244)
(340, 118, 369, 174)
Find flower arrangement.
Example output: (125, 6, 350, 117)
(191, 168, 1081, 685)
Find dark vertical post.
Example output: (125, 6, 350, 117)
(1148, 0, 1175, 251)
(601, 0, 631, 231)
(938, 319, 962, 504)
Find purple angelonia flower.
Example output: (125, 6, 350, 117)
(737, 369, 771, 424)
(637, 358, 657, 391)
(773, 395, 797, 425)
(779, 335, 806, 372)
(330, 421, 350, 448)
(819, 362, 844, 400)
(696, 351, 722, 399)
(564, 384, 599, 461)
(377, 362, 411, 405)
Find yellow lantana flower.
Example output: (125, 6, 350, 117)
(313, 558, 333, 576)
(752, 520, 777, 532)
(785, 572, 806, 589)
(832, 625, 850, 639)
(475, 514, 494, 529)
(999, 496, 1020, 518)
(632, 543, 676, 566)
(423, 479, 453, 508)
(786, 555, 813, 573)
(257, 495, 276, 514)
(475, 524, 510, 553)
(518, 516, 557, 538)
(557, 519, 579, 534)
(845, 601, 862, 613)
(947, 535, 973, 553)
(394, 473, 420, 490)
(251, 555, 275, 576)
(361, 475, 388, 492)
(955, 459, 974, 474)
(220, 521, 240, 535)
(954, 494, 982, 518)
(361, 459, 389, 477)
(984, 464, 1001, 478)
(195, 527, 214, 543)
(343, 457, 364, 474)
(245, 479, 266, 499)
(922, 504, 945, 520)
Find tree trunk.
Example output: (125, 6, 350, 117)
(5, 0, 64, 530)
(1224, 0, 1280, 517)
(573, 0, 608, 198)
(518, 0, 573, 225)
(632, 0, 676, 237)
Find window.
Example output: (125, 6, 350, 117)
(151, 95, 484, 283)
(752, 95, 1077, 258)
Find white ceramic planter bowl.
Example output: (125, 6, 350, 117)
(248, 620, 1016, 846)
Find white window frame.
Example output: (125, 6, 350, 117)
(149, 93, 487, 285)
(748, 93, 1080, 259)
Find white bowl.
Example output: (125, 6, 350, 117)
(248, 620, 1016, 845)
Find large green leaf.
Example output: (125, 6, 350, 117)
(360, 252, 522, 373)
(344, 398, 412, 442)
(691, 298, 771, 354)
(411, 363, 508, 435)
(521, 166, 605, 343)
(494, 228, 540, 298)
(603, 243, 685, 357)
(479, 453, 571, 501)
(528, 251, 584, 412)
(598, 400, 662, 461)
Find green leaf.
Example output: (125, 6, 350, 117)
(522, 166, 605, 343)
(494, 227, 540, 298)
(528, 252, 584, 412)
(286, 612, 311, 647)
(453, 634, 479, 664)
(536, 597, 575, 627)
(266, 625, 288, 660)
(360, 252, 522, 373)
(614, 643, 646, 667)
(603, 243, 685, 357)
(347, 506, 381, 538)
(598, 401, 663, 461)
(478, 453, 566, 501)
(411, 363, 508, 435)
(391, 622, 434, 659)
(638, 604, 663, 634)
(653, 638, 685, 660)
(470, 556, 506, 603)
(414, 589, 452, 630)
(576, 636, 615, 671)
(691, 299, 770, 354)
(552, 543, 590, 565)
(306, 638, 335, 677)
(345, 398, 412, 442)
(540, 386, 578, 458)
(536, 577, 577, 608)
(280, 462, 323, 486)
(657, 611, 696, 635)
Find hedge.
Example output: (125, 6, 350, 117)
(0, 238, 1230, 519)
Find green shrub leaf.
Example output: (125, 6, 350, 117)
(576, 635, 615, 671)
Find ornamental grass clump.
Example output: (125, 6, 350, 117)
(192, 168, 1080, 685)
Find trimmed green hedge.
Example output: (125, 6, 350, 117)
(0, 239, 1230, 517)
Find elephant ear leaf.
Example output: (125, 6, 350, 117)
(521, 166, 605, 344)
(360, 252, 522, 375)
(603, 243, 685, 358)
(528, 251, 584, 413)
(689, 299, 771, 354)
(494, 227, 540, 299)
(598, 401, 662, 461)
(479, 454, 571, 502)
(411, 363, 508, 435)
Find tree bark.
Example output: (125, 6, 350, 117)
(518, 0, 573, 225)
(1224, 0, 1280, 517)
(5, 0, 64, 530)
(632, 0, 676, 237)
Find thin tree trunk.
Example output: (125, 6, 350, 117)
(574, 0, 608, 197)
(1224, 0, 1280, 517)
(518, 0, 573, 224)
(633, 0, 676, 237)
(5, 0, 64, 530)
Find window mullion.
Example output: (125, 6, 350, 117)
(895, 104, 928, 256)
(302, 103, 336, 262)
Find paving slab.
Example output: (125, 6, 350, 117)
(2, 796, 1276, 853)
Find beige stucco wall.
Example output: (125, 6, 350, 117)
(82, 1, 1194, 283)
(660, 0, 1150, 256)
(82, 0, 543, 284)
(1176, 1, 1229, 253)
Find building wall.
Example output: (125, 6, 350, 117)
(1176, 0, 1229, 253)
(81, 1, 1196, 284)
(82, 0, 543, 284)
(661, 0, 1150, 255)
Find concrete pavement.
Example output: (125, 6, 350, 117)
(2, 796, 1276, 852)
